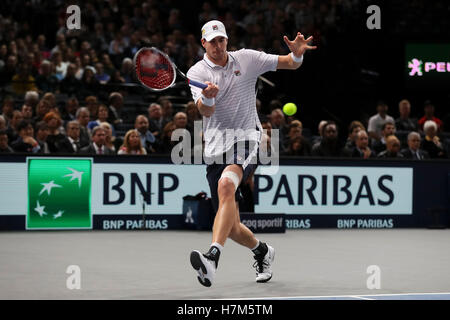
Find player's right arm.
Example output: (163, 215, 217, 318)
(197, 81, 219, 117)
(187, 66, 218, 118)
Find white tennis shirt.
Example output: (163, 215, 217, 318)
(187, 49, 278, 158)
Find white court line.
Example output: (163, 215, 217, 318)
(214, 292, 450, 300)
(350, 296, 374, 300)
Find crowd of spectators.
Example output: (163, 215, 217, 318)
(259, 99, 450, 159)
(1, 0, 449, 159)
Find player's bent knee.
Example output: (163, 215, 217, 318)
(219, 171, 240, 190)
(218, 178, 236, 199)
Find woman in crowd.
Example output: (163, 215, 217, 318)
(118, 129, 147, 155)
(43, 111, 66, 153)
(100, 122, 120, 153)
(88, 104, 113, 133)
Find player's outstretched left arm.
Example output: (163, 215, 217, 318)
(277, 32, 317, 70)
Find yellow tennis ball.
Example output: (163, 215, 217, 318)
(283, 102, 297, 116)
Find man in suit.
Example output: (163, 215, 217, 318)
(107, 92, 124, 127)
(79, 126, 114, 155)
(135, 114, 156, 153)
(35, 121, 50, 154)
(351, 130, 376, 158)
(372, 121, 396, 155)
(377, 135, 404, 158)
(75, 107, 91, 148)
(58, 121, 82, 154)
(0, 130, 14, 153)
(400, 131, 429, 160)
(147, 103, 164, 138)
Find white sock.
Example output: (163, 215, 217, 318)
(250, 239, 260, 251)
(211, 242, 224, 252)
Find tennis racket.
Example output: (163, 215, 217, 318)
(133, 47, 207, 91)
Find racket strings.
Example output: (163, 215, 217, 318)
(136, 50, 175, 90)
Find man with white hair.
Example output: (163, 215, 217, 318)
(24, 91, 39, 110)
(400, 131, 429, 160)
(422, 120, 447, 158)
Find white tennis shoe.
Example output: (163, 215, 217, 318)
(253, 245, 275, 283)
(190, 250, 216, 287)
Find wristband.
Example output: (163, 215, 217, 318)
(201, 94, 215, 107)
(290, 52, 304, 64)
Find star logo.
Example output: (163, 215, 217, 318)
(34, 200, 47, 217)
(39, 180, 62, 196)
(53, 210, 64, 219)
(27, 159, 92, 230)
(64, 167, 84, 188)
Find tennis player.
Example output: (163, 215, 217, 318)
(187, 20, 316, 287)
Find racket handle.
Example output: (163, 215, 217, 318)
(188, 79, 208, 89)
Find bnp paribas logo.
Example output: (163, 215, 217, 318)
(27, 158, 92, 230)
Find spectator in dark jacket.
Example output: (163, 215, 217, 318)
(311, 121, 343, 157)
(11, 120, 40, 153)
(0, 130, 14, 153)
(395, 99, 417, 132)
(400, 131, 429, 160)
(350, 130, 376, 158)
(377, 135, 404, 158)
(60, 63, 81, 96)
